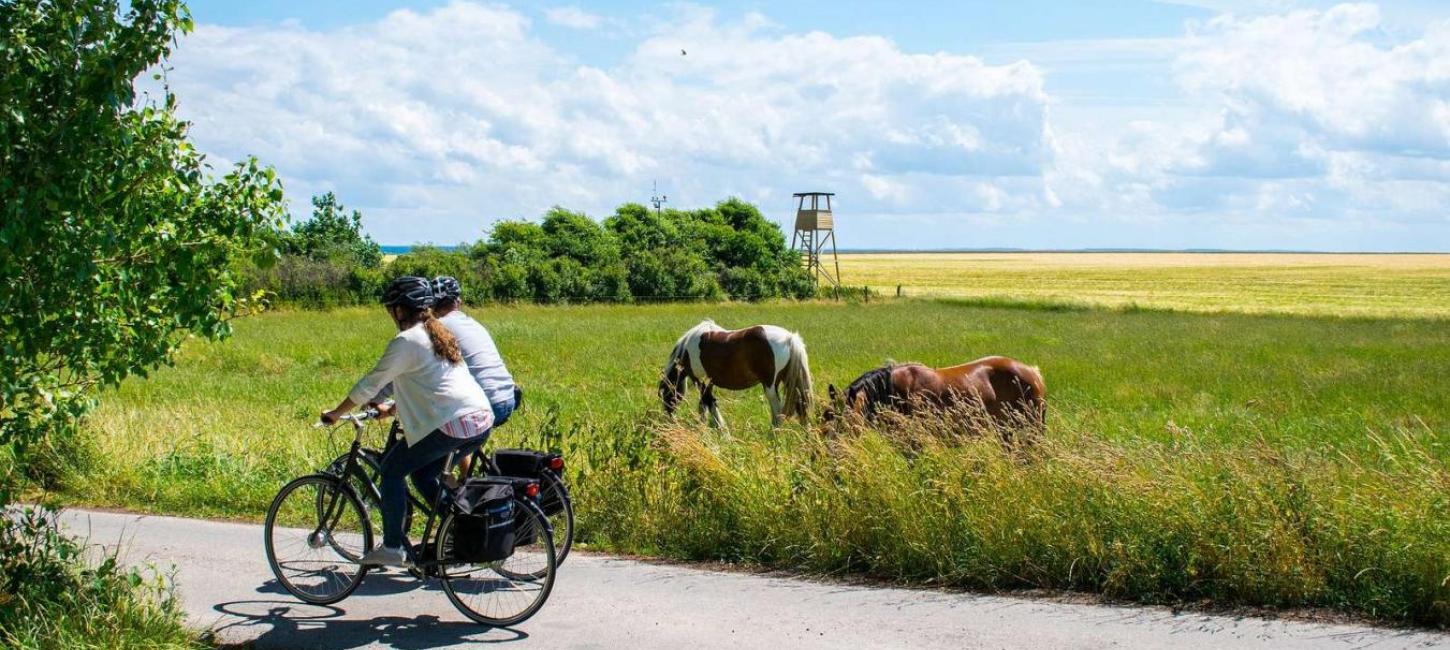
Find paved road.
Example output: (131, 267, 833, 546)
(60, 508, 1446, 649)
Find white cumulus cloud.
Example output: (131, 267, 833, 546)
(158, 2, 1054, 243)
(1178, 3, 1450, 160)
(1060, 2, 1450, 234)
(157, 1, 1449, 250)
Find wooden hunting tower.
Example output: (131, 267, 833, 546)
(790, 192, 840, 290)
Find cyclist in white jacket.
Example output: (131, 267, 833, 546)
(320, 276, 493, 567)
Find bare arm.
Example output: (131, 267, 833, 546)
(320, 397, 358, 425)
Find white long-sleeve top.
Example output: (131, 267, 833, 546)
(347, 322, 491, 446)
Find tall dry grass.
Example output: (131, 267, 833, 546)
(577, 410, 1450, 625)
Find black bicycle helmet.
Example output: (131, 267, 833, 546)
(380, 276, 436, 310)
(432, 276, 462, 303)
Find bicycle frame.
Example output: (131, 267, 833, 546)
(311, 412, 375, 545)
(341, 421, 496, 519)
(319, 414, 552, 575)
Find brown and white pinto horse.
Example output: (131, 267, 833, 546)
(824, 356, 1046, 432)
(660, 320, 813, 427)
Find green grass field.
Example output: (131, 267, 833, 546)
(65, 274, 1450, 625)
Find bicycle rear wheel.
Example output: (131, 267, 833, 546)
(264, 474, 372, 604)
(538, 471, 574, 565)
(437, 502, 556, 626)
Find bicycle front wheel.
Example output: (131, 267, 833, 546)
(264, 474, 372, 604)
(437, 501, 556, 626)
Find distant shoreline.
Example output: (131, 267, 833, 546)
(379, 245, 1446, 255)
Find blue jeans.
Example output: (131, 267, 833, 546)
(378, 429, 482, 548)
(491, 394, 516, 428)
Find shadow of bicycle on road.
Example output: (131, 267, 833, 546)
(255, 571, 437, 599)
(211, 599, 528, 649)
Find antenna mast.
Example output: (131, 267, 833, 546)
(650, 181, 668, 215)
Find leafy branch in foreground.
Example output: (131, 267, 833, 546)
(0, 0, 287, 496)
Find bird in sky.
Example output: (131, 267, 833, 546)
(681, 48, 687, 56)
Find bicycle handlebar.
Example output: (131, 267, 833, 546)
(314, 407, 382, 429)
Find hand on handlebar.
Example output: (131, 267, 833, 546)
(369, 401, 395, 420)
(316, 407, 382, 429)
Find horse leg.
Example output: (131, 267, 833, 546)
(701, 385, 727, 430)
(696, 383, 711, 424)
(763, 384, 783, 427)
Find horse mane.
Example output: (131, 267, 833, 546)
(663, 319, 723, 376)
(845, 362, 898, 418)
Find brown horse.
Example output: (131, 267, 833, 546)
(823, 356, 1045, 432)
(660, 319, 813, 427)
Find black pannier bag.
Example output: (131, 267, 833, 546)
(449, 479, 517, 563)
(490, 476, 542, 547)
(492, 449, 566, 517)
(492, 449, 551, 476)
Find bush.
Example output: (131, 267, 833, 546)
(0, 507, 199, 648)
(390, 245, 474, 283)
(480, 258, 530, 303)
(239, 255, 370, 308)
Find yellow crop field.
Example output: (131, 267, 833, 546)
(837, 252, 1450, 319)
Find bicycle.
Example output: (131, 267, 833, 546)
(326, 405, 575, 566)
(264, 409, 557, 626)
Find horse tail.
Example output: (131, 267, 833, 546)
(1019, 364, 1047, 429)
(779, 332, 814, 420)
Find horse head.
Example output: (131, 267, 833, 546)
(659, 360, 688, 415)
(821, 383, 846, 423)
(823, 365, 895, 427)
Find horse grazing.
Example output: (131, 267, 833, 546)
(660, 320, 813, 427)
(824, 356, 1046, 434)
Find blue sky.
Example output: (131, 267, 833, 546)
(165, 1, 1450, 250)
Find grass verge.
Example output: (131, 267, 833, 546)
(1, 505, 201, 649)
(580, 418, 1449, 625)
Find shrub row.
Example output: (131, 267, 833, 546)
(240, 198, 816, 306)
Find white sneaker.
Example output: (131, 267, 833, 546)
(359, 545, 409, 567)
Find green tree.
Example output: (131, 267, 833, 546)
(603, 202, 681, 252)
(479, 220, 549, 262)
(0, 0, 286, 497)
(285, 192, 383, 268)
(540, 207, 623, 268)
